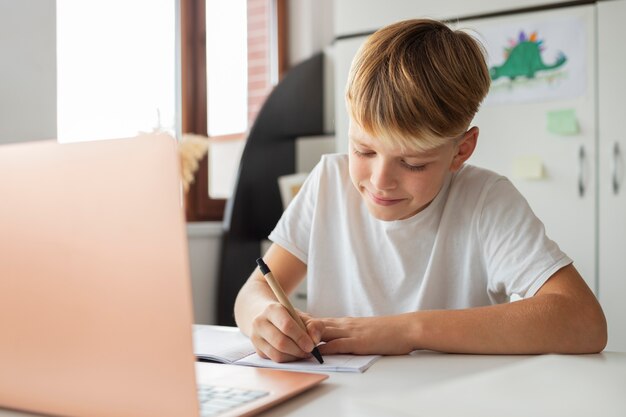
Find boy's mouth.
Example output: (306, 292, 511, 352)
(366, 190, 405, 206)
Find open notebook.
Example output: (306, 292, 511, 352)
(193, 325, 380, 373)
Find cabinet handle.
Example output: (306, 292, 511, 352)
(578, 145, 586, 198)
(611, 142, 621, 195)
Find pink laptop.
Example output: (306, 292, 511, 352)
(0, 134, 327, 417)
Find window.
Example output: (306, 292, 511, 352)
(182, 0, 287, 221)
(56, 0, 177, 143)
(57, 0, 285, 220)
(206, 0, 248, 136)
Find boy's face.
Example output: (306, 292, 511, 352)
(348, 121, 475, 221)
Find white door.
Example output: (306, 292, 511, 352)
(467, 5, 598, 293)
(598, 0, 626, 352)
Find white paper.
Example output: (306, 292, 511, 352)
(193, 325, 255, 363)
(193, 324, 380, 373)
(238, 352, 380, 373)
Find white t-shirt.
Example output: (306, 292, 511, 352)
(269, 154, 571, 318)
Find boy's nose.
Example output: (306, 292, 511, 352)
(370, 160, 397, 191)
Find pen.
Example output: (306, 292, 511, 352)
(256, 258, 324, 364)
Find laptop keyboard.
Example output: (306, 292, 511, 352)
(198, 384, 269, 416)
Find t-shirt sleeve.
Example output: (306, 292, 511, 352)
(478, 178, 572, 302)
(267, 158, 324, 264)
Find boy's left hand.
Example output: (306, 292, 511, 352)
(316, 315, 417, 356)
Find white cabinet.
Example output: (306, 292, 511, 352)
(333, 0, 567, 38)
(598, 0, 626, 352)
(467, 5, 598, 294)
(187, 222, 223, 324)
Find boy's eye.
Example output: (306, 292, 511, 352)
(401, 160, 427, 172)
(353, 149, 375, 158)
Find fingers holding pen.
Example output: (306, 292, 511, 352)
(251, 333, 304, 363)
(251, 302, 316, 362)
(253, 257, 324, 363)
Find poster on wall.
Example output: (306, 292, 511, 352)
(471, 16, 587, 106)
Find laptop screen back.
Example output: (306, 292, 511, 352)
(0, 135, 200, 417)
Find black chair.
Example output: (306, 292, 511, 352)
(216, 52, 326, 325)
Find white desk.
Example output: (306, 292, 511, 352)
(2, 351, 625, 417)
(247, 351, 626, 417)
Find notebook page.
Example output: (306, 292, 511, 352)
(237, 353, 381, 373)
(193, 324, 380, 372)
(193, 325, 256, 363)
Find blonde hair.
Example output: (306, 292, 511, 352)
(346, 19, 490, 152)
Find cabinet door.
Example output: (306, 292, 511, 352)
(467, 5, 598, 293)
(598, 0, 626, 352)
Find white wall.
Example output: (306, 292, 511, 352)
(287, 0, 336, 135)
(0, 0, 56, 144)
(287, 0, 334, 67)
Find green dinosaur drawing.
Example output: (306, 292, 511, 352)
(490, 31, 567, 81)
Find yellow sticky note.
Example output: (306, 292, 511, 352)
(512, 155, 545, 180)
(547, 109, 579, 136)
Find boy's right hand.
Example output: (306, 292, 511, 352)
(249, 302, 324, 363)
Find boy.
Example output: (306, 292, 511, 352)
(234, 19, 607, 362)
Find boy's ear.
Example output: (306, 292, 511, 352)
(450, 126, 479, 172)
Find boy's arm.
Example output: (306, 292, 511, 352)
(318, 264, 607, 355)
(234, 243, 323, 362)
